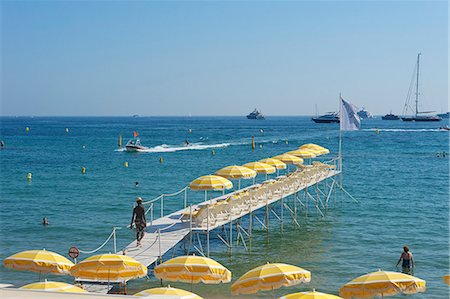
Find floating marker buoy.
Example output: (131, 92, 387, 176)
(26, 127, 30, 132)
(212, 149, 215, 156)
(124, 161, 129, 167)
(27, 172, 32, 181)
(260, 129, 264, 134)
(159, 157, 163, 164)
(82, 145, 86, 149)
(81, 167, 86, 174)
(65, 128, 69, 133)
(285, 139, 289, 144)
(259, 144, 263, 149)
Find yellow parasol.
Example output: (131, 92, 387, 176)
(216, 165, 257, 189)
(154, 255, 231, 284)
(190, 175, 233, 200)
(231, 263, 311, 295)
(134, 286, 203, 298)
(443, 274, 450, 285)
(70, 254, 147, 283)
(300, 144, 330, 155)
(3, 249, 74, 275)
(243, 162, 276, 180)
(189, 175, 233, 191)
(243, 162, 276, 174)
(259, 158, 287, 175)
(286, 149, 316, 159)
(339, 270, 426, 298)
(279, 289, 343, 299)
(272, 154, 303, 165)
(20, 280, 87, 293)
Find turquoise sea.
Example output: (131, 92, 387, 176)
(0, 116, 448, 298)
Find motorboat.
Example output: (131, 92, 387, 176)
(357, 107, 374, 119)
(437, 112, 449, 119)
(382, 112, 400, 120)
(125, 138, 148, 152)
(247, 109, 265, 120)
(312, 112, 340, 123)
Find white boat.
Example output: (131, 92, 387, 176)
(125, 138, 148, 152)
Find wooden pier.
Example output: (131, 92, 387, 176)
(122, 161, 342, 268)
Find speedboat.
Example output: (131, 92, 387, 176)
(125, 138, 148, 152)
(312, 112, 340, 123)
(247, 109, 265, 120)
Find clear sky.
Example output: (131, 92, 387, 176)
(1, 1, 448, 116)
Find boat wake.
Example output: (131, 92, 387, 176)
(116, 142, 231, 153)
(364, 128, 443, 132)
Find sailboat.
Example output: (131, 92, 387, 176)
(401, 53, 441, 122)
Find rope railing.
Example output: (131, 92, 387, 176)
(79, 228, 115, 254)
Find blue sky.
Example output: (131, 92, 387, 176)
(1, 1, 447, 116)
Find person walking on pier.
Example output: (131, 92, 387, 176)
(396, 245, 414, 274)
(130, 197, 146, 246)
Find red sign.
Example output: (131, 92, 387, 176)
(68, 246, 79, 259)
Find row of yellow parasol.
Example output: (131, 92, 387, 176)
(3, 249, 447, 298)
(190, 143, 330, 192)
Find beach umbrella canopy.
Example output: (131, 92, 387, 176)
(189, 175, 233, 191)
(286, 149, 317, 159)
(243, 162, 276, 174)
(215, 165, 257, 179)
(272, 154, 303, 165)
(300, 144, 330, 155)
(70, 254, 147, 283)
(339, 270, 426, 298)
(279, 289, 343, 299)
(154, 255, 231, 284)
(20, 280, 87, 293)
(259, 158, 287, 170)
(443, 274, 450, 285)
(231, 263, 311, 295)
(134, 286, 203, 298)
(3, 249, 74, 275)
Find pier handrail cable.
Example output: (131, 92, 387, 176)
(78, 228, 115, 254)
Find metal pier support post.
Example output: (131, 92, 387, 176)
(207, 204, 210, 257)
(294, 192, 297, 225)
(113, 227, 117, 254)
(229, 219, 233, 256)
(281, 196, 284, 233)
(265, 199, 269, 238)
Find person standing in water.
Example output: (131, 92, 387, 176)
(396, 245, 414, 273)
(130, 197, 146, 246)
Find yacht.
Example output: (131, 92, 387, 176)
(382, 112, 400, 120)
(357, 107, 374, 119)
(312, 112, 340, 123)
(401, 53, 441, 122)
(125, 138, 148, 152)
(246, 109, 265, 120)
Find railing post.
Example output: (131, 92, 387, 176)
(189, 204, 193, 254)
(150, 204, 153, 226)
(113, 227, 117, 254)
(161, 195, 164, 218)
(184, 188, 187, 209)
(158, 229, 162, 264)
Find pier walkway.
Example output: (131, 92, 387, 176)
(123, 161, 341, 267)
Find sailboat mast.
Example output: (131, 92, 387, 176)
(415, 53, 421, 117)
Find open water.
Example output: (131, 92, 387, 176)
(0, 116, 448, 298)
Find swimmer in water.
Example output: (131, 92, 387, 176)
(135, 182, 139, 187)
(396, 245, 414, 274)
(42, 217, 49, 226)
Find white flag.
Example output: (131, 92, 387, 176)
(340, 97, 361, 131)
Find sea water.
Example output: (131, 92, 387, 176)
(0, 116, 448, 298)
